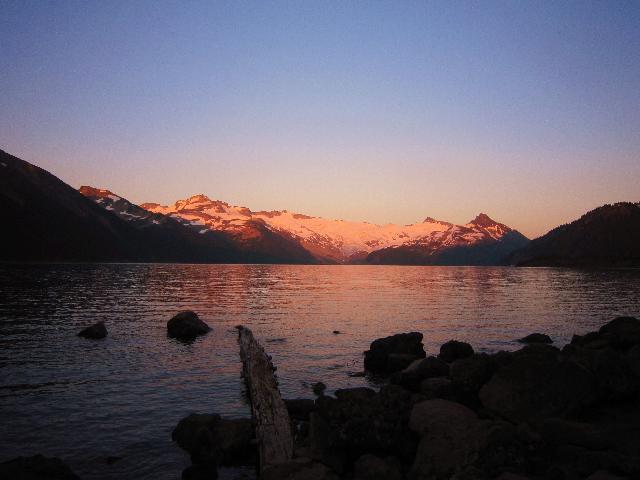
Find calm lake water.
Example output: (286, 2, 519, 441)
(1, 264, 639, 479)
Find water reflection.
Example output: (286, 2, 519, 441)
(0, 264, 639, 479)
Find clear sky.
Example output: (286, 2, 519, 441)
(1, 1, 639, 238)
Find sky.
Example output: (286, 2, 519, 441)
(1, 1, 639, 238)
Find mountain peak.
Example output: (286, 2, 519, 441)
(78, 185, 120, 198)
(469, 213, 498, 227)
(79, 186, 122, 201)
(186, 194, 212, 203)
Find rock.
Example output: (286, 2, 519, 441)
(312, 382, 327, 396)
(308, 412, 346, 473)
(0, 455, 80, 480)
(537, 418, 610, 451)
(599, 316, 640, 349)
(78, 321, 107, 339)
(167, 311, 211, 339)
(334, 387, 376, 403)
(284, 398, 316, 421)
(439, 340, 474, 362)
(420, 377, 454, 400)
(363, 332, 426, 373)
(332, 330, 341, 334)
(600, 316, 640, 336)
(181, 463, 218, 480)
(409, 399, 486, 479)
(571, 331, 610, 350)
(262, 457, 339, 480)
(354, 454, 402, 480)
(391, 356, 449, 391)
(479, 348, 596, 422)
(450, 353, 496, 398)
(172, 413, 256, 466)
(585, 470, 627, 480)
(571, 317, 640, 352)
(311, 385, 419, 468)
(517, 333, 552, 344)
(386, 353, 420, 372)
(494, 474, 531, 480)
(472, 422, 545, 478)
(628, 344, 640, 377)
(409, 398, 479, 436)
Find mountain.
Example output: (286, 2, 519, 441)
(140, 195, 529, 265)
(0, 148, 529, 265)
(0, 149, 239, 263)
(509, 202, 640, 267)
(82, 189, 317, 264)
(365, 214, 530, 265)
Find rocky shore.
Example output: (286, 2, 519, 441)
(2, 316, 639, 479)
(172, 316, 640, 480)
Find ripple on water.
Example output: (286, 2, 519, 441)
(1, 264, 639, 479)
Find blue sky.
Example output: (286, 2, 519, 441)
(1, 1, 639, 237)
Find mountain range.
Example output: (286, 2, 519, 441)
(2, 149, 638, 266)
(79, 187, 529, 265)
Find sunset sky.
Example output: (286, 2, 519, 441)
(1, 1, 639, 238)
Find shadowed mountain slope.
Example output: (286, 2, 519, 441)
(509, 202, 640, 267)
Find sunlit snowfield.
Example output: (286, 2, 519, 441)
(1, 264, 639, 479)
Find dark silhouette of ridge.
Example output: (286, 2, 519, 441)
(508, 202, 640, 267)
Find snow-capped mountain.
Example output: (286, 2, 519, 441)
(133, 193, 528, 264)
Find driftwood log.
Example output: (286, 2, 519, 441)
(237, 325, 293, 472)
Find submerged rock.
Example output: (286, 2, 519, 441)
(167, 311, 211, 339)
(517, 333, 552, 344)
(78, 321, 107, 339)
(312, 382, 327, 396)
(0, 455, 80, 480)
(363, 332, 426, 373)
(438, 340, 474, 362)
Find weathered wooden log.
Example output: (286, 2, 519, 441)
(237, 325, 293, 472)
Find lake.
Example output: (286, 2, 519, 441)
(1, 264, 639, 479)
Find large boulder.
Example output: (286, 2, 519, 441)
(0, 455, 80, 480)
(571, 317, 640, 352)
(599, 316, 640, 349)
(363, 332, 426, 374)
(78, 321, 107, 339)
(172, 413, 255, 466)
(420, 377, 454, 400)
(409, 399, 487, 479)
(439, 340, 474, 362)
(479, 346, 596, 423)
(167, 311, 211, 339)
(449, 353, 497, 398)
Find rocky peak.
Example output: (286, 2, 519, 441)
(469, 213, 498, 227)
(79, 186, 120, 200)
